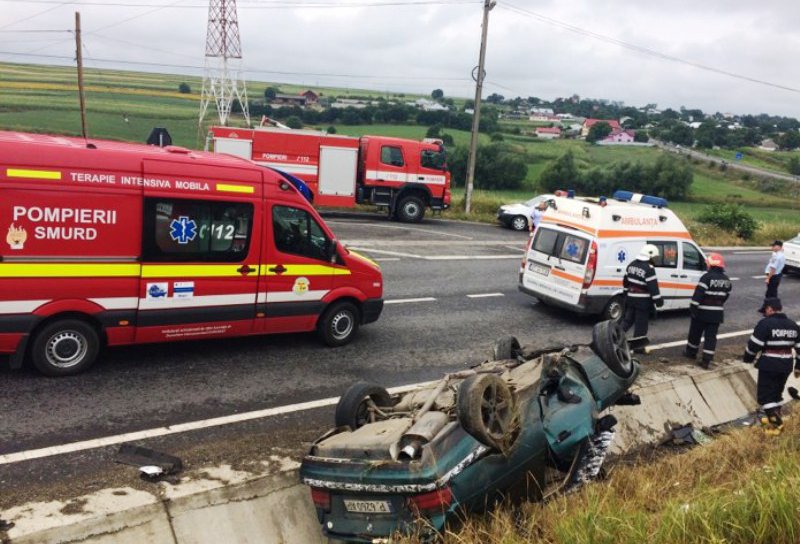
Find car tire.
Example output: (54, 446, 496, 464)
(591, 320, 634, 378)
(334, 382, 393, 430)
(318, 301, 360, 347)
(457, 374, 518, 451)
(492, 335, 521, 361)
(30, 319, 100, 377)
(396, 195, 425, 223)
(510, 215, 528, 231)
(600, 296, 625, 322)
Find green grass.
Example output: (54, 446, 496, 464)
(704, 146, 800, 175)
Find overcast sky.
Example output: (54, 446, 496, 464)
(2, 0, 800, 118)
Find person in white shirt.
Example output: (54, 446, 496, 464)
(759, 240, 786, 314)
(529, 201, 548, 232)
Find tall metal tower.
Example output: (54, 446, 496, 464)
(199, 0, 250, 127)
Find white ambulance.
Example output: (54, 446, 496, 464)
(518, 193, 707, 320)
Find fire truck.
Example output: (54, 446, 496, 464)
(208, 126, 451, 223)
(0, 131, 384, 376)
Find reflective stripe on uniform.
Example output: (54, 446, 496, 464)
(697, 305, 723, 311)
(750, 335, 765, 346)
(626, 277, 646, 286)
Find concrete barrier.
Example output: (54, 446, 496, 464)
(1, 362, 770, 544)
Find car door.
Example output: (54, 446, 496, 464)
(259, 202, 335, 333)
(678, 241, 707, 309)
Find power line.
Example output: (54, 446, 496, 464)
(501, 2, 800, 95)
(0, 1, 69, 31)
(0, 29, 72, 33)
(0, 0, 478, 7)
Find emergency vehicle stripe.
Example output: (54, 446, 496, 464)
(550, 268, 583, 284)
(90, 297, 140, 310)
(660, 282, 696, 290)
(141, 265, 259, 278)
(348, 250, 379, 268)
(598, 230, 692, 239)
(216, 183, 254, 194)
(265, 290, 330, 303)
(138, 294, 256, 309)
(0, 300, 51, 314)
(6, 168, 62, 180)
(541, 218, 596, 236)
(0, 263, 140, 278)
(262, 264, 350, 276)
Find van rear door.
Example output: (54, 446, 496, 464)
(135, 160, 262, 343)
(523, 226, 591, 305)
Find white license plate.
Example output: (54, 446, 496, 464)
(528, 262, 550, 276)
(344, 499, 393, 514)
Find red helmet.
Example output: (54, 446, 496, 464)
(707, 252, 725, 268)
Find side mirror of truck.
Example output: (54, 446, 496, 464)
(326, 239, 339, 263)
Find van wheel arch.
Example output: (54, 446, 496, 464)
(27, 313, 105, 376)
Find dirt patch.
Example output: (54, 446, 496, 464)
(59, 498, 88, 515)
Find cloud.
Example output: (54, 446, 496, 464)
(1, 1, 799, 117)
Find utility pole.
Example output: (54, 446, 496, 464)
(464, 0, 495, 214)
(75, 11, 88, 139)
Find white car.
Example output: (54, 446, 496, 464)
(784, 233, 800, 274)
(496, 194, 554, 231)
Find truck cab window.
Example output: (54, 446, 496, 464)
(273, 205, 331, 261)
(682, 242, 706, 271)
(142, 198, 252, 262)
(380, 146, 404, 167)
(420, 149, 446, 171)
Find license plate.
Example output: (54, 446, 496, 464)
(344, 499, 393, 514)
(528, 262, 550, 276)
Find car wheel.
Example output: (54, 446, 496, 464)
(457, 374, 518, 451)
(396, 195, 425, 223)
(334, 382, 392, 430)
(492, 335, 521, 361)
(31, 319, 100, 377)
(591, 320, 634, 378)
(318, 301, 360, 347)
(510, 215, 528, 231)
(601, 296, 625, 322)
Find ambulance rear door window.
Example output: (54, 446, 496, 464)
(142, 198, 253, 262)
(532, 227, 559, 256)
(559, 234, 589, 264)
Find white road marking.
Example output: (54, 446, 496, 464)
(0, 325, 767, 466)
(751, 275, 766, 279)
(0, 380, 438, 466)
(375, 258, 401, 262)
(730, 277, 740, 281)
(467, 293, 505, 298)
(349, 247, 522, 261)
(384, 297, 437, 305)
(733, 251, 770, 254)
(327, 220, 472, 239)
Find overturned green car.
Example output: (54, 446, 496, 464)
(300, 321, 640, 542)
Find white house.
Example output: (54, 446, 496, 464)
(600, 129, 636, 144)
(535, 126, 561, 140)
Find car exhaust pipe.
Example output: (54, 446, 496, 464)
(397, 411, 450, 460)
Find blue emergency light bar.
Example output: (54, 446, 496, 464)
(612, 190, 668, 208)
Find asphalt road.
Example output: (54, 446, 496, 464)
(1, 215, 797, 504)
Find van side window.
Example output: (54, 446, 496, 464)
(142, 198, 252, 262)
(682, 242, 706, 271)
(647, 241, 678, 268)
(273, 205, 330, 261)
(380, 146, 404, 167)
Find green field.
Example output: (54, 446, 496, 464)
(2, 60, 798, 245)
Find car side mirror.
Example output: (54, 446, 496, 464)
(326, 239, 338, 263)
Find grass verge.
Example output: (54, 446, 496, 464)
(421, 413, 800, 544)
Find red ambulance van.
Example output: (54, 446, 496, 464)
(0, 131, 384, 376)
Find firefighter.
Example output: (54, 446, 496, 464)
(743, 297, 800, 435)
(758, 240, 785, 313)
(684, 252, 732, 368)
(621, 244, 664, 351)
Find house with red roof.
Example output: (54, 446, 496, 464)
(535, 126, 561, 140)
(581, 118, 621, 137)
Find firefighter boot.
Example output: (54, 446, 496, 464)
(700, 355, 713, 370)
(761, 413, 784, 436)
(683, 347, 697, 360)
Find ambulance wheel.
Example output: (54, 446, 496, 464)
(396, 196, 425, 223)
(510, 215, 528, 231)
(31, 319, 99, 376)
(318, 301, 360, 347)
(601, 296, 625, 322)
(591, 320, 633, 378)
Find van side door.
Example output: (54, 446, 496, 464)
(136, 160, 262, 343)
(679, 242, 707, 309)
